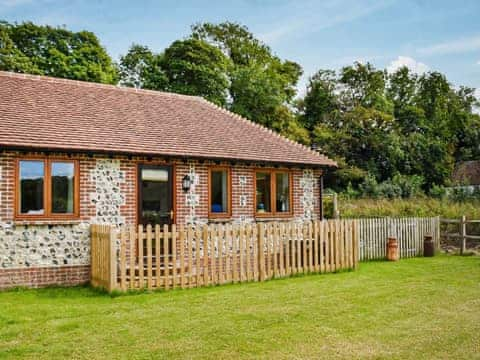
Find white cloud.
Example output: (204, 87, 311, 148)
(418, 35, 480, 56)
(387, 56, 429, 74)
(477, 60, 480, 65)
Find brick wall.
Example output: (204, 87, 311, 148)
(0, 150, 323, 289)
(0, 265, 90, 290)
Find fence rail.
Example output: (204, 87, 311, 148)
(91, 220, 359, 292)
(358, 217, 440, 261)
(441, 216, 480, 254)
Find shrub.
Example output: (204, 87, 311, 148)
(450, 186, 472, 202)
(429, 184, 447, 199)
(376, 180, 402, 198)
(356, 174, 424, 199)
(358, 175, 380, 198)
(391, 174, 424, 198)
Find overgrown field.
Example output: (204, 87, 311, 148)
(337, 197, 480, 219)
(0, 256, 479, 359)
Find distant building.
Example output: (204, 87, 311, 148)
(451, 160, 480, 191)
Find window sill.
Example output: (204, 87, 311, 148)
(208, 217, 233, 223)
(255, 216, 294, 222)
(13, 219, 83, 226)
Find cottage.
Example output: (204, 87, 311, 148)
(0, 71, 336, 289)
(451, 160, 480, 192)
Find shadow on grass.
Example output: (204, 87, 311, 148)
(10, 257, 471, 300)
(1, 266, 359, 301)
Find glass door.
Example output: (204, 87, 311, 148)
(138, 165, 173, 226)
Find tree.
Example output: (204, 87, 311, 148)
(339, 62, 393, 113)
(0, 21, 117, 84)
(301, 69, 339, 131)
(0, 22, 39, 74)
(191, 22, 303, 133)
(191, 21, 273, 66)
(229, 65, 287, 127)
(387, 66, 418, 111)
(162, 39, 230, 106)
(118, 44, 167, 89)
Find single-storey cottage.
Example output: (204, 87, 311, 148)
(451, 160, 480, 190)
(0, 71, 335, 289)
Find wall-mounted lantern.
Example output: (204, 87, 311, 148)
(182, 174, 192, 192)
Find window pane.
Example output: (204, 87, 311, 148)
(276, 173, 290, 212)
(19, 160, 44, 214)
(52, 162, 75, 214)
(141, 168, 170, 225)
(256, 172, 271, 213)
(211, 170, 228, 213)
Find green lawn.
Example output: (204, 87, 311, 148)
(1, 256, 479, 359)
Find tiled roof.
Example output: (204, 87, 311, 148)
(452, 161, 480, 186)
(0, 71, 336, 167)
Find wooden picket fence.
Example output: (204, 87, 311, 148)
(90, 224, 117, 292)
(358, 216, 440, 260)
(91, 220, 359, 292)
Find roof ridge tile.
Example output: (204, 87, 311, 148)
(0, 70, 203, 101)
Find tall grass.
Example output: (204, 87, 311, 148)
(338, 197, 480, 219)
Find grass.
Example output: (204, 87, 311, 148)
(1, 256, 479, 359)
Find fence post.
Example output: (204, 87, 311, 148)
(436, 216, 441, 250)
(353, 220, 359, 269)
(257, 223, 265, 281)
(108, 226, 118, 292)
(333, 193, 339, 219)
(460, 215, 467, 255)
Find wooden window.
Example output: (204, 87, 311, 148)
(15, 158, 80, 220)
(208, 167, 231, 218)
(255, 170, 292, 217)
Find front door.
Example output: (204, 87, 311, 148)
(138, 165, 173, 226)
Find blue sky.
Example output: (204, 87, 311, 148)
(1, 0, 480, 97)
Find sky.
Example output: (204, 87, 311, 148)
(1, 0, 480, 98)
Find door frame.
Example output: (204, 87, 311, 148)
(136, 163, 176, 226)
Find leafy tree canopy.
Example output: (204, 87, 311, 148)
(0, 21, 117, 84)
(190, 22, 304, 140)
(162, 39, 230, 106)
(305, 63, 480, 192)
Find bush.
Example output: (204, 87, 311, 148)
(391, 174, 424, 198)
(429, 184, 447, 199)
(356, 174, 424, 199)
(376, 180, 402, 199)
(343, 182, 360, 199)
(450, 186, 473, 202)
(358, 174, 380, 198)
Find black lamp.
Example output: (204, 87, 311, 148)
(182, 174, 192, 192)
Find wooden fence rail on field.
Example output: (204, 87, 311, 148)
(91, 220, 359, 292)
(358, 216, 440, 261)
(441, 216, 480, 254)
